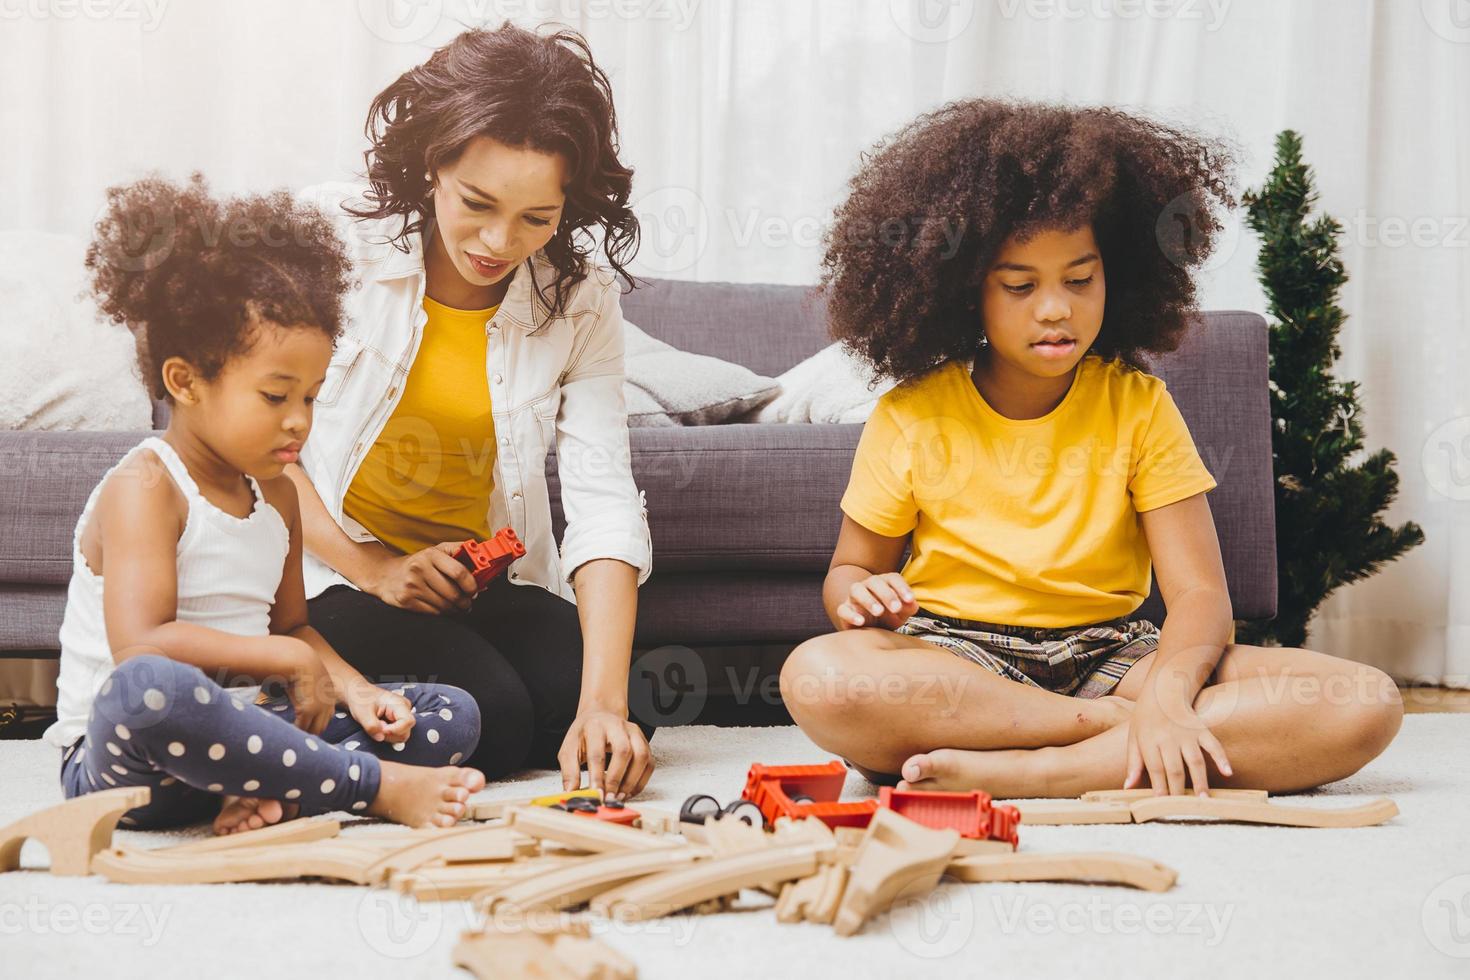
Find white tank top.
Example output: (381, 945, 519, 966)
(43, 436, 290, 749)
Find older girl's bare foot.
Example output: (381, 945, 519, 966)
(366, 761, 487, 828)
(213, 796, 300, 835)
(898, 746, 1050, 798)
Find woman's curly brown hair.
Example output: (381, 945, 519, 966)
(822, 98, 1236, 382)
(348, 22, 639, 317)
(85, 172, 354, 402)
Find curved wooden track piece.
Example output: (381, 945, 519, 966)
(947, 852, 1178, 892)
(1129, 795, 1398, 828)
(590, 844, 820, 921)
(479, 845, 709, 914)
(832, 809, 959, 938)
(92, 839, 393, 885)
(0, 786, 150, 875)
(365, 825, 533, 878)
(168, 817, 341, 854)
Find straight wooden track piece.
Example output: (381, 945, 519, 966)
(1008, 801, 1135, 825)
(1081, 788, 1268, 803)
(832, 809, 959, 938)
(508, 806, 680, 854)
(0, 786, 150, 875)
(1128, 795, 1398, 828)
(955, 837, 1018, 856)
(479, 845, 711, 914)
(590, 844, 821, 922)
(946, 852, 1178, 892)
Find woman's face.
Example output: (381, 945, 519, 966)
(980, 225, 1106, 377)
(430, 136, 568, 291)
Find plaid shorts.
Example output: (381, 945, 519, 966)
(896, 609, 1160, 699)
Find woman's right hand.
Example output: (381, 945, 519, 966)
(836, 573, 919, 630)
(362, 543, 480, 615)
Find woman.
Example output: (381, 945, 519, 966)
(287, 23, 653, 799)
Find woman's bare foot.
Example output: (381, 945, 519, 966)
(213, 796, 300, 835)
(898, 746, 1050, 798)
(366, 761, 487, 828)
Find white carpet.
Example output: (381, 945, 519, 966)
(3, 717, 1468, 979)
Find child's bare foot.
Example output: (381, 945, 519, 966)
(898, 746, 1048, 798)
(366, 761, 487, 828)
(213, 796, 300, 835)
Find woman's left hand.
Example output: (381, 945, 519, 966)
(1124, 693, 1232, 796)
(557, 708, 654, 801)
(346, 686, 416, 745)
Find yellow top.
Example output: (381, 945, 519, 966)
(840, 354, 1219, 628)
(343, 296, 500, 556)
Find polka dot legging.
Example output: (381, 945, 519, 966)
(58, 653, 482, 829)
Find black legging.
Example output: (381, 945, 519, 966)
(307, 576, 653, 780)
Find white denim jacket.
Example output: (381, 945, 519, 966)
(294, 183, 651, 603)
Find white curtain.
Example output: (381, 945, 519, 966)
(2, 0, 1465, 686)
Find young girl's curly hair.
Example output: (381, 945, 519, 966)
(822, 99, 1236, 382)
(349, 22, 639, 317)
(85, 173, 354, 402)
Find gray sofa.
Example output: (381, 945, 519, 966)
(0, 277, 1278, 707)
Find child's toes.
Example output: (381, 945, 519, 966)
(900, 753, 933, 785)
(447, 766, 485, 793)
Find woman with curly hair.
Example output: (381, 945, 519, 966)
(44, 174, 487, 835)
(781, 99, 1402, 798)
(286, 23, 655, 801)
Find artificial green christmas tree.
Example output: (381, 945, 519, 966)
(1233, 130, 1423, 648)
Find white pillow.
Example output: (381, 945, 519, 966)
(0, 232, 153, 431)
(622, 319, 780, 426)
(745, 342, 896, 424)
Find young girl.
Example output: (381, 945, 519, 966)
(782, 99, 1403, 799)
(41, 175, 487, 834)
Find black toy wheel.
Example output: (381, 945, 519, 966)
(723, 798, 765, 828)
(680, 793, 722, 824)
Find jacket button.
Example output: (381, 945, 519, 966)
(512, 491, 522, 500)
(493, 374, 503, 384)
(500, 436, 510, 447)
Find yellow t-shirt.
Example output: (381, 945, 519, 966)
(840, 354, 1218, 628)
(343, 296, 500, 556)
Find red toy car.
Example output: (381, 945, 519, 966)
(452, 527, 526, 592)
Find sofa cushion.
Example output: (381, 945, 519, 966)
(623, 319, 780, 426)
